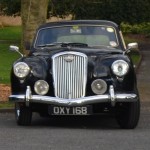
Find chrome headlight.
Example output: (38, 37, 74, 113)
(111, 60, 129, 77)
(13, 62, 30, 78)
(91, 79, 107, 95)
(34, 80, 49, 95)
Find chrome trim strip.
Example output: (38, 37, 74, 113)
(9, 86, 137, 107)
(119, 31, 126, 49)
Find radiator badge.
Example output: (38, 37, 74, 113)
(64, 54, 74, 62)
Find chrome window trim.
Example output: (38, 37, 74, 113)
(119, 31, 126, 49)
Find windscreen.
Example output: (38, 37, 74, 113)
(35, 25, 119, 48)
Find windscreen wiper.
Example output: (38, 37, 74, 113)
(36, 43, 61, 47)
(61, 42, 88, 47)
(37, 42, 88, 48)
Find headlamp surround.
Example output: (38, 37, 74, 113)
(111, 60, 129, 77)
(13, 62, 30, 78)
(34, 80, 49, 95)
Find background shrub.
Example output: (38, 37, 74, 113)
(121, 22, 150, 36)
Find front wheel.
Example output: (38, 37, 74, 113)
(15, 103, 32, 126)
(115, 98, 140, 129)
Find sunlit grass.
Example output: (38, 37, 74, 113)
(0, 44, 20, 84)
(0, 26, 21, 40)
(0, 26, 21, 84)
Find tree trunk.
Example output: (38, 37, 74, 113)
(21, 0, 48, 54)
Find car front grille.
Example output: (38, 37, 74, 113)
(52, 52, 88, 99)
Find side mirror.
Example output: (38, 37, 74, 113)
(9, 45, 19, 52)
(9, 45, 23, 57)
(127, 42, 138, 50)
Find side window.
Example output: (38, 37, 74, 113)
(36, 29, 57, 45)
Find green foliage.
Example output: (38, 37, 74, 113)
(49, 0, 150, 24)
(1, 0, 150, 24)
(121, 22, 150, 36)
(0, 0, 21, 15)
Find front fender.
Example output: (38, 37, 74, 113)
(11, 56, 48, 94)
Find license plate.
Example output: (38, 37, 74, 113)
(49, 106, 92, 115)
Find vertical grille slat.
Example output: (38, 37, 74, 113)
(52, 52, 87, 99)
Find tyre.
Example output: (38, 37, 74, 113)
(116, 98, 140, 129)
(15, 103, 32, 126)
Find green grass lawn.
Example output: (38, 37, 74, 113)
(0, 26, 21, 84)
(0, 26, 21, 41)
(0, 43, 19, 84)
(0, 102, 14, 109)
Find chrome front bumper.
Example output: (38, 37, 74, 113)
(9, 85, 137, 107)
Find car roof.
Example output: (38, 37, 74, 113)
(38, 20, 119, 29)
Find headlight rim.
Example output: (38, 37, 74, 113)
(34, 80, 49, 95)
(13, 62, 30, 78)
(111, 60, 129, 77)
(91, 79, 107, 95)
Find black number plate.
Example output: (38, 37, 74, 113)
(49, 106, 92, 115)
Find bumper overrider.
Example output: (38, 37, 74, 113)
(9, 85, 137, 107)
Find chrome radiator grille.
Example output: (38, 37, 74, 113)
(52, 52, 87, 99)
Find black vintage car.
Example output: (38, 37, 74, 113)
(9, 20, 140, 128)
